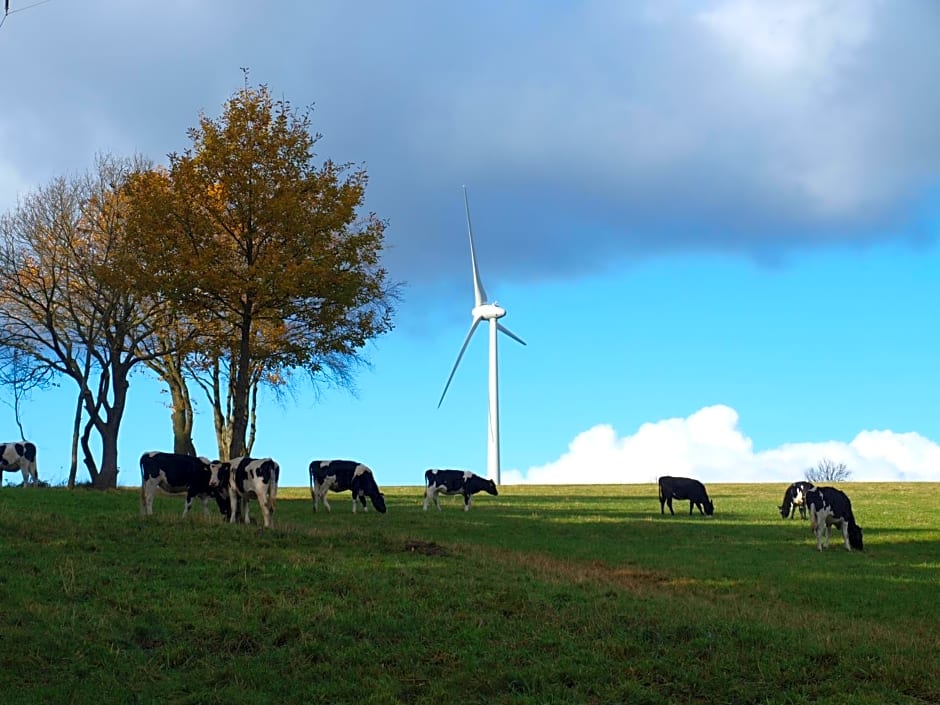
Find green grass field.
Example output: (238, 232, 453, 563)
(0, 482, 937, 704)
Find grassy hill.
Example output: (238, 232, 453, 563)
(0, 483, 937, 704)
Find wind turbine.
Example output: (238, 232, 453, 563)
(437, 186, 526, 485)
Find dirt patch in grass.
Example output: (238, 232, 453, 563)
(481, 547, 684, 594)
(403, 539, 450, 557)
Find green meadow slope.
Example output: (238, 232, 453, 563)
(0, 482, 937, 704)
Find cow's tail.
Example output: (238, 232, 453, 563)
(139, 456, 148, 515)
(270, 461, 280, 509)
(24, 442, 38, 484)
(424, 469, 435, 497)
(308, 463, 317, 509)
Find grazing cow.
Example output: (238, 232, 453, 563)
(0, 441, 39, 486)
(423, 469, 497, 511)
(779, 481, 815, 519)
(658, 476, 715, 516)
(806, 486, 864, 551)
(139, 451, 231, 518)
(309, 460, 387, 514)
(209, 456, 280, 528)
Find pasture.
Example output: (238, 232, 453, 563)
(0, 482, 937, 704)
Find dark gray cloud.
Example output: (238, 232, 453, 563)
(2, 0, 938, 298)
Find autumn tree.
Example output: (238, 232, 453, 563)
(0, 155, 191, 488)
(124, 83, 398, 460)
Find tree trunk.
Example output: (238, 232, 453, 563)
(228, 304, 254, 459)
(80, 416, 98, 485)
(68, 391, 82, 489)
(79, 359, 130, 490)
(208, 359, 230, 461)
(167, 369, 196, 456)
(93, 424, 121, 489)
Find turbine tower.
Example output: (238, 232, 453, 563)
(438, 187, 526, 485)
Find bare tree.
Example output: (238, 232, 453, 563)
(805, 457, 852, 483)
(0, 155, 193, 488)
(0, 345, 54, 439)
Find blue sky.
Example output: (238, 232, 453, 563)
(1, 0, 939, 488)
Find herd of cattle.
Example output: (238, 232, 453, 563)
(2, 441, 863, 550)
(657, 475, 864, 551)
(138, 453, 500, 528)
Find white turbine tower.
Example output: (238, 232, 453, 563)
(438, 187, 526, 485)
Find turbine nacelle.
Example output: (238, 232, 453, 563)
(472, 303, 506, 321)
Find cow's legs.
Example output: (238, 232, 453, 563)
(464, 493, 471, 511)
(311, 483, 331, 512)
(839, 521, 851, 551)
(141, 479, 159, 515)
(423, 486, 444, 511)
(258, 497, 273, 529)
(818, 523, 832, 550)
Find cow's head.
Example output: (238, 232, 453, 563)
(370, 491, 387, 514)
(703, 499, 715, 516)
(848, 523, 864, 551)
(208, 460, 230, 488)
(483, 478, 498, 496)
(352, 469, 388, 514)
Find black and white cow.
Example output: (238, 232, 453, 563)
(139, 451, 231, 518)
(779, 481, 815, 519)
(309, 459, 387, 514)
(0, 441, 38, 486)
(806, 486, 864, 551)
(423, 469, 497, 511)
(209, 456, 280, 528)
(658, 476, 715, 516)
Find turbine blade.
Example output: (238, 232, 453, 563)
(463, 186, 487, 307)
(437, 317, 482, 407)
(497, 322, 526, 346)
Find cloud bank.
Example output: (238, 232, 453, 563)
(504, 404, 940, 484)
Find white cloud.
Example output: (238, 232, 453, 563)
(697, 0, 877, 80)
(503, 404, 940, 484)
